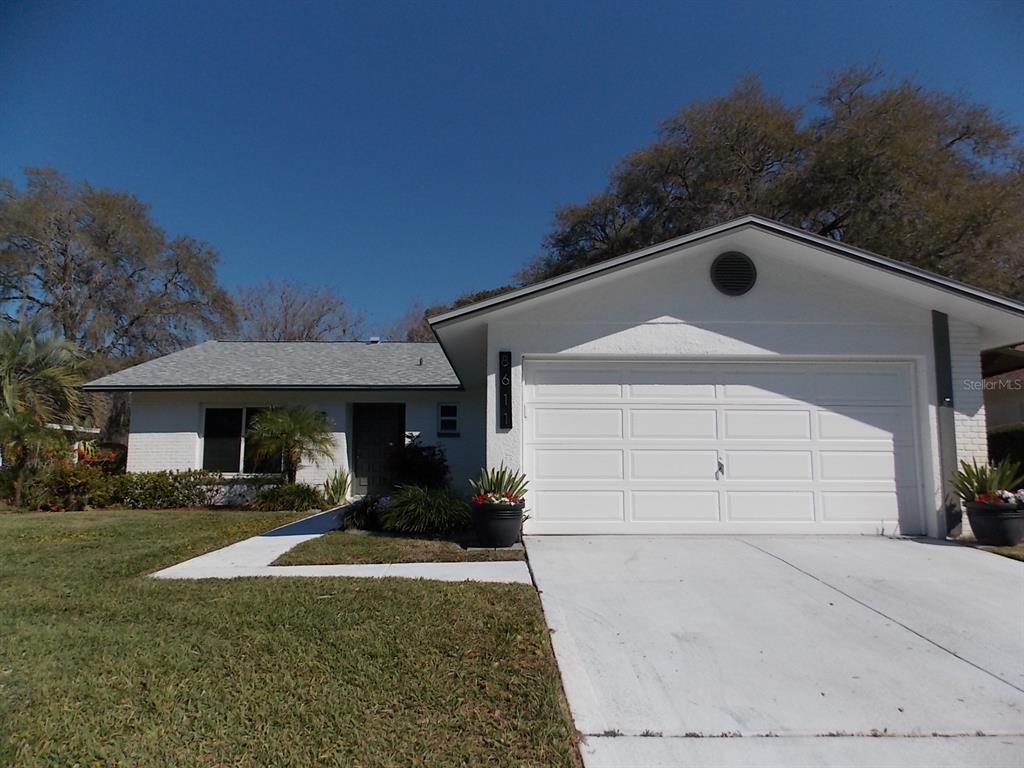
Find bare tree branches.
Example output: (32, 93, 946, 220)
(231, 279, 364, 342)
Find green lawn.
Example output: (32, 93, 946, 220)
(274, 530, 526, 565)
(983, 541, 1024, 562)
(0, 510, 579, 767)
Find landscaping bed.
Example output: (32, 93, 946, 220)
(0, 509, 577, 767)
(273, 529, 526, 565)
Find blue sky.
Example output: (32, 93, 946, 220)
(1, 0, 1021, 330)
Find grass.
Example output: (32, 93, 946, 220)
(982, 541, 1024, 562)
(273, 530, 526, 565)
(0, 510, 579, 767)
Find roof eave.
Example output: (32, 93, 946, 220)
(81, 383, 464, 392)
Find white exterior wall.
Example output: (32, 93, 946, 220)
(476, 244, 988, 538)
(127, 388, 485, 493)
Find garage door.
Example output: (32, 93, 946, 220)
(523, 360, 922, 534)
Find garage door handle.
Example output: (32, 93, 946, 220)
(716, 459, 725, 479)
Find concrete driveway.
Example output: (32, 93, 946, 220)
(525, 536, 1024, 767)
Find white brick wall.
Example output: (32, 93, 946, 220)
(125, 390, 486, 492)
(949, 320, 989, 537)
(950, 320, 989, 466)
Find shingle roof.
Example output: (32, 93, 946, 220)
(83, 341, 461, 390)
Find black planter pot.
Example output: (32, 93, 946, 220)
(965, 501, 1024, 547)
(472, 502, 524, 548)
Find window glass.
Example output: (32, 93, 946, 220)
(202, 408, 243, 472)
(438, 403, 459, 435)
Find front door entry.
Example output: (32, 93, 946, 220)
(352, 403, 406, 496)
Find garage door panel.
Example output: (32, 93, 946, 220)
(533, 491, 624, 522)
(532, 408, 623, 440)
(631, 449, 718, 480)
(630, 409, 717, 439)
(632, 491, 719, 521)
(533, 449, 623, 480)
(818, 408, 912, 443)
(722, 372, 813, 402)
(813, 370, 909, 405)
(819, 451, 895, 481)
(628, 368, 717, 400)
(821, 492, 900, 521)
(724, 450, 813, 480)
(528, 366, 624, 400)
(723, 410, 811, 440)
(726, 492, 815, 521)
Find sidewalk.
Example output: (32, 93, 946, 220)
(150, 508, 532, 584)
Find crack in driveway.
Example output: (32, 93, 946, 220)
(739, 538, 1024, 696)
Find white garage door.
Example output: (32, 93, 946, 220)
(523, 360, 922, 534)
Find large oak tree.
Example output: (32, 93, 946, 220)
(0, 168, 236, 359)
(520, 69, 1024, 298)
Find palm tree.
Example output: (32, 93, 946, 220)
(246, 406, 336, 484)
(0, 322, 86, 424)
(0, 322, 87, 507)
(0, 412, 67, 507)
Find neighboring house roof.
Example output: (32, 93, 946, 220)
(429, 215, 1024, 328)
(82, 341, 461, 391)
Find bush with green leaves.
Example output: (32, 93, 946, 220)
(343, 496, 383, 531)
(378, 485, 470, 534)
(950, 457, 1024, 503)
(469, 465, 529, 505)
(252, 483, 325, 512)
(120, 470, 216, 509)
(389, 437, 450, 489)
(322, 468, 350, 506)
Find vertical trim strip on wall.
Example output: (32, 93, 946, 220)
(932, 310, 960, 536)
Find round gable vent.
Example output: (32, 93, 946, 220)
(710, 251, 756, 296)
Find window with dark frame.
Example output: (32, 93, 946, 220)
(202, 406, 283, 474)
(437, 403, 459, 436)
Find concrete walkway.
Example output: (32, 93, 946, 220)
(151, 508, 532, 584)
(526, 535, 1024, 768)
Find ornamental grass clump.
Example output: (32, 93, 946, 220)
(950, 458, 1024, 505)
(469, 465, 528, 506)
(378, 486, 470, 534)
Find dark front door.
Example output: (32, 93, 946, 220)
(352, 403, 405, 496)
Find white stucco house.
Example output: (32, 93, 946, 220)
(85, 216, 1024, 539)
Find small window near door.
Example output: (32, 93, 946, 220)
(437, 403, 459, 437)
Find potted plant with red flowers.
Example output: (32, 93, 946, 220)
(469, 465, 528, 548)
(950, 458, 1024, 546)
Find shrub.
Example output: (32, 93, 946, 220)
(20, 458, 129, 511)
(120, 470, 216, 509)
(469, 465, 529, 505)
(990, 422, 1024, 466)
(343, 495, 383, 531)
(389, 437, 450, 489)
(252, 483, 324, 512)
(378, 485, 470, 534)
(949, 457, 1024, 503)
(322, 468, 350, 506)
